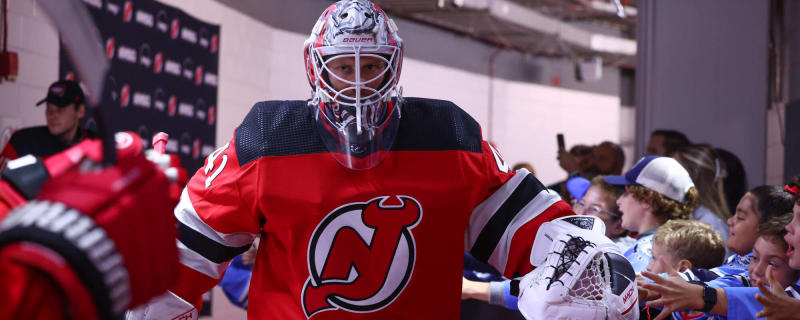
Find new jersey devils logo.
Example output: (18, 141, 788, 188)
(302, 196, 422, 318)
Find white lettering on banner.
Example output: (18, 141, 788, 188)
(196, 110, 206, 120)
(136, 10, 154, 27)
(183, 69, 194, 80)
(181, 28, 197, 44)
(83, 0, 101, 8)
(133, 92, 151, 108)
(117, 46, 137, 63)
(204, 73, 218, 87)
(154, 99, 165, 111)
(107, 3, 120, 15)
(157, 22, 168, 32)
(181, 144, 191, 155)
(165, 60, 181, 76)
(166, 139, 179, 153)
(178, 103, 194, 117)
(199, 38, 209, 48)
(140, 55, 152, 68)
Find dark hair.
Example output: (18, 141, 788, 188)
(715, 148, 748, 216)
(757, 212, 792, 239)
(651, 129, 691, 155)
(569, 144, 593, 157)
(512, 162, 534, 175)
(757, 212, 793, 252)
(674, 144, 730, 221)
(748, 185, 795, 224)
(596, 141, 625, 175)
(789, 176, 800, 205)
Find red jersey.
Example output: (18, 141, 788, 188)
(166, 98, 572, 319)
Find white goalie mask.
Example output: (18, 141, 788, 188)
(304, 0, 404, 170)
(518, 216, 639, 320)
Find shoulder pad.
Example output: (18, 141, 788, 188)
(235, 101, 327, 166)
(393, 97, 483, 153)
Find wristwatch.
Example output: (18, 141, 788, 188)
(689, 280, 717, 313)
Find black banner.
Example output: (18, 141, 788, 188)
(60, 0, 219, 174)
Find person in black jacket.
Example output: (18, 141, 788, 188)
(0, 80, 94, 166)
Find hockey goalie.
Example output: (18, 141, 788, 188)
(128, 0, 635, 319)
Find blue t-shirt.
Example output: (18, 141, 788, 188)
(624, 227, 657, 274)
(723, 282, 800, 320)
(219, 255, 253, 309)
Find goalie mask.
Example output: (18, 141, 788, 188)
(304, 0, 404, 170)
(518, 217, 639, 320)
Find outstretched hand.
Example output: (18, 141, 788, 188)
(640, 258, 704, 320)
(637, 274, 660, 303)
(755, 267, 800, 319)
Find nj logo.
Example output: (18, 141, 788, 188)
(302, 196, 422, 318)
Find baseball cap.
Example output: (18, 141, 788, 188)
(36, 80, 85, 107)
(604, 156, 694, 203)
(565, 176, 591, 200)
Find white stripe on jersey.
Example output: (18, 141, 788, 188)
(174, 187, 257, 248)
(464, 169, 529, 250)
(177, 240, 231, 279)
(487, 187, 561, 274)
(787, 286, 800, 298)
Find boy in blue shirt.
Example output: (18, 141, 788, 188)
(604, 156, 699, 274)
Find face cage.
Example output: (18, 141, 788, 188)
(310, 45, 402, 135)
(313, 98, 402, 170)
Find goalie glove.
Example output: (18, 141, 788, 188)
(518, 218, 638, 320)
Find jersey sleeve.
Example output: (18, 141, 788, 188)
(722, 286, 764, 319)
(168, 133, 262, 308)
(465, 141, 574, 278)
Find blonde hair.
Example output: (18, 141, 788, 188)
(674, 144, 731, 221)
(653, 220, 725, 269)
(625, 185, 699, 221)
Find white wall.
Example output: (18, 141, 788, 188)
(0, 0, 621, 188)
(0, 0, 60, 145)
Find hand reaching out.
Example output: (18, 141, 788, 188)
(640, 258, 704, 320)
(755, 267, 800, 320)
(637, 274, 661, 303)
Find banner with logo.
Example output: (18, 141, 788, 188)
(60, 0, 219, 174)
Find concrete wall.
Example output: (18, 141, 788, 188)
(636, 0, 770, 187)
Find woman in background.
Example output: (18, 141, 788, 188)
(673, 144, 730, 248)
